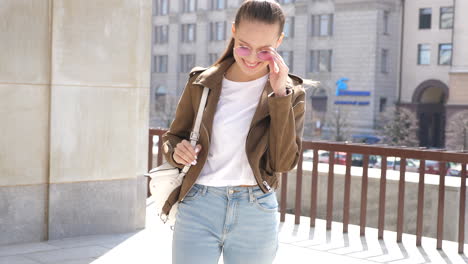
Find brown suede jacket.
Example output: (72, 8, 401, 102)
(160, 56, 306, 215)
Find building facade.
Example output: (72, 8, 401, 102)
(400, 0, 468, 149)
(150, 0, 402, 141)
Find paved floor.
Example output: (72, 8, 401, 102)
(1, 198, 468, 264)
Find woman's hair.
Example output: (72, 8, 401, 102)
(213, 0, 285, 66)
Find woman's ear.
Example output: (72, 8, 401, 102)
(276, 32, 284, 48)
(231, 22, 236, 35)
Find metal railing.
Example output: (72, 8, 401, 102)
(148, 128, 468, 253)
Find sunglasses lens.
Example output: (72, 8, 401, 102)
(257, 51, 273, 61)
(235, 46, 251, 57)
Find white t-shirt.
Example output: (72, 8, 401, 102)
(195, 72, 270, 186)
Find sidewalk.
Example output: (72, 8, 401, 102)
(1, 198, 467, 264)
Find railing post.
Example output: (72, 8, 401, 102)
(343, 152, 352, 233)
(157, 134, 163, 166)
(295, 152, 303, 225)
(437, 162, 446, 249)
(459, 163, 467, 253)
(397, 158, 406, 242)
(326, 151, 335, 230)
(280, 172, 287, 222)
(416, 160, 426, 246)
(360, 154, 369, 236)
(310, 149, 319, 227)
(148, 130, 154, 172)
(378, 156, 387, 239)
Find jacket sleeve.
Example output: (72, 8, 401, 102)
(265, 85, 306, 173)
(161, 78, 195, 169)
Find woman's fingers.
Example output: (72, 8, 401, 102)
(272, 52, 289, 72)
(182, 140, 197, 158)
(174, 140, 199, 166)
(174, 150, 192, 166)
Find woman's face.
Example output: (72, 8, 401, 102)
(232, 20, 283, 77)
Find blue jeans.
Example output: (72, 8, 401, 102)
(172, 183, 279, 264)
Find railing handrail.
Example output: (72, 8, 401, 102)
(302, 141, 468, 163)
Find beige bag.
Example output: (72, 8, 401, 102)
(146, 87, 209, 228)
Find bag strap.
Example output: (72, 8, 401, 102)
(179, 87, 209, 175)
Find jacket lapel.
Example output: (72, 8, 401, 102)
(191, 57, 293, 132)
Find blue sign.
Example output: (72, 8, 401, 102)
(335, 78, 349, 96)
(335, 78, 371, 97)
(335, 101, 370, 106)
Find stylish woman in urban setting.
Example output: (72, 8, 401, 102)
(161, 0, 306, 263)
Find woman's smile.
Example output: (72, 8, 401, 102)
(242, 59, 261, 69)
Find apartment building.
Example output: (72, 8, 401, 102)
(400, 0, 468, 148)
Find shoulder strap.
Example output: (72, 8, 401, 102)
(179, 86, 209, 175)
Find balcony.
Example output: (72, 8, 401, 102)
(0, 128, 466, 263)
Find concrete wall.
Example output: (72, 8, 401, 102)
(278, 164, 467, 242)
(0, 0, 151, 246)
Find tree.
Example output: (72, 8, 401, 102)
(326, 106, 349, 141)
(446, 110, 468, 151)
(377, 106, 419, 147)
(158, 94, 178, 128)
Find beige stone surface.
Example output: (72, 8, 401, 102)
(49, 86, 149, 183)
(0, 84, 49, 186)
(0, 0, 51, 84)
(448, 72, 468, 104)
(51, 0, 151, 88)
(451, 0, 468, 70)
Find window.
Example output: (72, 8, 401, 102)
(278, 51, 293, 72)
(179, 54, 196, 72)
(319, 50, 332, 71)
(155, 0, 169, 16)
(319, 15, 332, 36)
(309, 50, 332, 72)
(211, 0, 226, 10)
(154, 85, 167, 112)
(383, 11, 389, 34)
(419, 8, 431, 29)
(379, 98, 387, 112)
(418, 44, 430, 65)
(381, 49, 388, 73)
(154, 25, 169, 44)
(210, 22, 226, 41)
(153, 55, 168, 73)
(181, 0, 197, 13)
(283, 17, 295, 38)
(438, 44, 452, 65)
(181, 24, 196, 43)
(440, 7, 454, 29)
(208, 53, 218, 65)
(278, 0, 295, 4)
(311, 14, 333, 36)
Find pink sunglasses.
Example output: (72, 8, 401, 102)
(234, 46, 275, 61)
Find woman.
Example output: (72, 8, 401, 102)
(161, 1, 306, 263)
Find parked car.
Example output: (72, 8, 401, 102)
(373, 157, 419, 172)
(302, 150, 347, 165)
(317, 151, 347, 165)
(446, 163, 468, 177)
(422, 160, 465, 176)
(351, 154, 379, 167)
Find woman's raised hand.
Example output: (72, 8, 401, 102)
(173, 139, 202, 166)
(265, 47, 289, 96)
